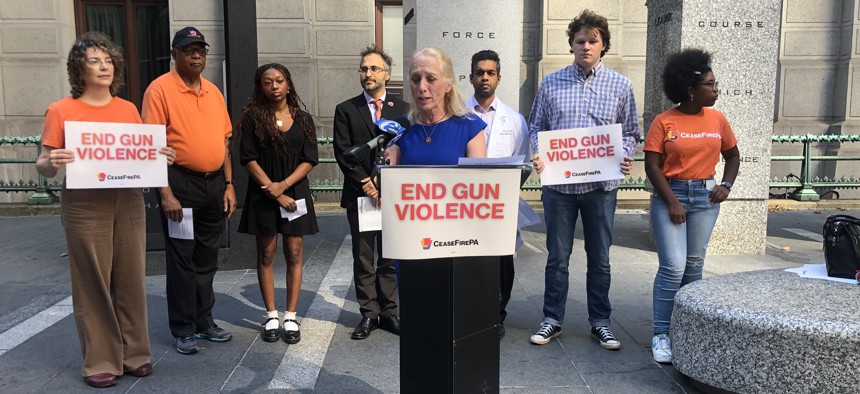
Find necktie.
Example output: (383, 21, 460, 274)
(372, 99, 383, 121)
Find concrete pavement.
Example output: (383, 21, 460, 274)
(0, 208, 853, 393)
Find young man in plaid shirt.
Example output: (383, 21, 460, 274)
(527, 10, 640, 350)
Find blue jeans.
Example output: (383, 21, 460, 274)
(650, 179, 720, 334)
(541, 187, 617, 327)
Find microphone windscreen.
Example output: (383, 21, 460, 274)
(375, 118, 408, 136)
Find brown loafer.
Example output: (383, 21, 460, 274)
(127, 362, 153, 377)
(85, 373, 117, 388)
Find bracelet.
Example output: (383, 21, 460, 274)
(225, 180, 235, 185)
(282, 179, 290, 188)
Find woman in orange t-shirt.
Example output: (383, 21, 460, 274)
(35, 32, 174, 388)
(643, 49, 740, 365)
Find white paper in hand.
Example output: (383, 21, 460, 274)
(279, 198, 308, 221)
(357, 196, 382, 232)
(168, 208, 194, 240)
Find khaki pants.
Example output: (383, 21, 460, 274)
(61, 187, 150, 376)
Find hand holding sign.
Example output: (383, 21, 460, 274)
(532, 153, 544, 174)
(159, 146, 176, 165)
(49, 148, 76, 169)
(620, 155, 633, 176)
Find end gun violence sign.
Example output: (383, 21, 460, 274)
(381, 167, 520, 260)
(537, 123, 624, 185)
(64, 121, 168, 189)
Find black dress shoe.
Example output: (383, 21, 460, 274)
(351, 316, 379, 340)
(283, 319, 301, 344)
(262, 317, 280, 343)
(379, 315, 401, 335)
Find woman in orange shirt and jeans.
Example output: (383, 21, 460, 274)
(36, 32, 174, 388)
(644, 49, 740, 364)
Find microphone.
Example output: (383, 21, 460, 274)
(342, 118, 408, 168)
(379, 117, 410, 148)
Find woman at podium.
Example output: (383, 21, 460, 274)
(387, 46, 487, 164)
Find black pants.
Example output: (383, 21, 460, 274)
(158, 165, 226, 337)
(347, 204, 398, 318)
(500, 255, 515, 323)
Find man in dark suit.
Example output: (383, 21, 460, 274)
(333, 45, 408, 340)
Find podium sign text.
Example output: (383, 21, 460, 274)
(381, 167, 520, 259)
(64, 121, 168, 189)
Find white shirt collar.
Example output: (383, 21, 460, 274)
(363, 90, 387, 104)
(467, 95, 499, 113)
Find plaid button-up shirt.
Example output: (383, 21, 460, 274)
(528, 62, 640, 194)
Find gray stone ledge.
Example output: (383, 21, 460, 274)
(672, 269, 860, 393)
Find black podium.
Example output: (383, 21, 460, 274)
(399, 256, 500, 393)
(379, 165, 524, 394)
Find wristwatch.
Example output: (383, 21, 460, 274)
(225, 180, 235, 185)
(720, 181, 732, 190)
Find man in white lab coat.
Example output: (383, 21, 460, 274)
(465, 49, 530, 338)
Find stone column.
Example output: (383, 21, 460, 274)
(644, 0, 782, 254)
(402, 0, 523, 108)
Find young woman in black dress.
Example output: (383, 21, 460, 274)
(238, 63, 319, 344)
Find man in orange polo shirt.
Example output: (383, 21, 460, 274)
(141, 27, 236, 355)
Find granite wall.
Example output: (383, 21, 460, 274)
(405, 0, 523, 110)
(645, 0, 782, 254)
(4, 0, 860, 206)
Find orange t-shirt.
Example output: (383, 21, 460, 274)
(141, 69, 232, 172)
(644, 107, 737, 179)
(41, 96, 142, 149)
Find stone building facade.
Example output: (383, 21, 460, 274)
(0, 0, 857, 202)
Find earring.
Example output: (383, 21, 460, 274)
(689, 94, 694, 101)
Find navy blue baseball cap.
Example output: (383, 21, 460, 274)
(172, 27, 209, 47)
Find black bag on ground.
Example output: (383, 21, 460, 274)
(822, 214, 860, 279)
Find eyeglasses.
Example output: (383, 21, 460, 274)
(178, 47, 209, 56)
(696, 81, 719, 90)
(359, 66, 388, 74)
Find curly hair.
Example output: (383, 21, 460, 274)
(66, 32, 125, 99)
(662, 48, 713, 104)
(407, 46, 471, 123)
(567, 10, 611, 57)
(238, 64, 315, 153)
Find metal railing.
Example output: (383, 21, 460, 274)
(3, 134, 860, 203)
(770, 134, 860, 201)
(0, 136, 57, 204)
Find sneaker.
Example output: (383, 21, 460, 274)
(652, 333, 672, 363)
(175, 335, 199, 355)
(529, 322, 562, 345)
(591, 326, 621, 350)
(194, 325, 233, 342)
